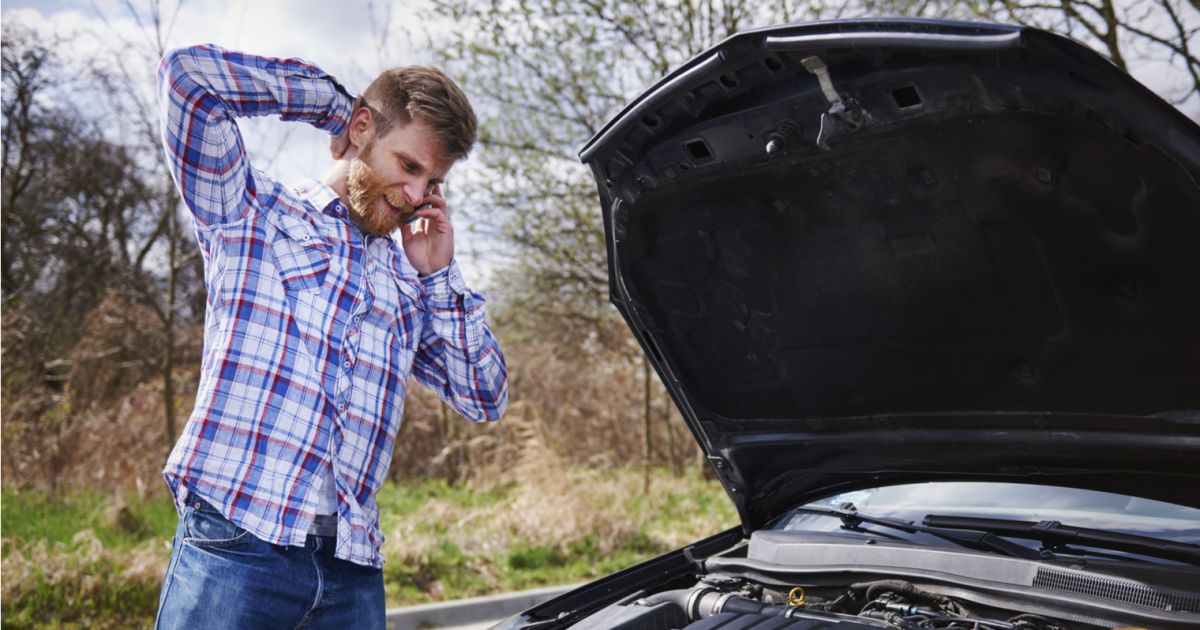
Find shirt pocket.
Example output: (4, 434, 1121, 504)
(389, 277, 424, 354)
(269, 213, 331, 293)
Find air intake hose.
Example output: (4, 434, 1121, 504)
(637, 588, 802, 621)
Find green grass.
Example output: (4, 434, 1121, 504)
(0, 489, 177, 552)
(1, 468, 737, 629)
(375, 478, 509, 518)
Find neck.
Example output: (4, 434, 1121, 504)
(322, 158, 374, 236)
(323, 159, 352, 207)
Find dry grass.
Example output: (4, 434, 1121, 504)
(1, 466, 738, 626)
(1, 288, 731, 623)
(1, 376, 186, 497)
(377, 462, 737, 603)
(4, 293, 702, 497)
(1, 532, 169, 629)
(388, 336, 706, 486)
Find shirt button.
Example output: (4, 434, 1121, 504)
(344, 359, 351, 368)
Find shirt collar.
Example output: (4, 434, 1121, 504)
(294, 178, 403, 247)
(294, 178, 347, 220)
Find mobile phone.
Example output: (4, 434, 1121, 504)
(406, 203, 433, 224)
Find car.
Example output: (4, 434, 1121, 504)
(494, 17, 1200, 630)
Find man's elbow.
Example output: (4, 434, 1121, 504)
(466, 385, 507, 424)
(158, 45, 214, 87)
(482, 386, 508, 423)
(158, 46, 191, 81)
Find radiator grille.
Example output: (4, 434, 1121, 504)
(1032, 567, 1200, 613)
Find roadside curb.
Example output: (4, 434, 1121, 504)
(385, 583, 580, 629)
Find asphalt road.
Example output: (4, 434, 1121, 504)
(385, 584, 577, 630)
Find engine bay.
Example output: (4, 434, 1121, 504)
(561, 529, 1200, 630)
(570, 576, 1098, 629)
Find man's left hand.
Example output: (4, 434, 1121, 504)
(403, 185, 454, 276)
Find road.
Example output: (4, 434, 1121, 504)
(385, 584, 577, 630)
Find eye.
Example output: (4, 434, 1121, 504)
(403, 160, 419, 174)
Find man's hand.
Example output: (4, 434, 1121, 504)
(330, 97, 362, 160)
(403, 184, 454, 276)
(330, 129, 351, 160)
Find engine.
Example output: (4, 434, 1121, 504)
(570, 577, 1071, 630)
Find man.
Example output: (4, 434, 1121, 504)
(154, 45, 507, 629)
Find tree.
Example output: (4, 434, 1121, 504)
(433, 2, 852, 349)
(1, 22, 187, 489)
(87, 0, 198, 452)
(2, 23, 162, 385)
(427, 1, 854, 484)
(867, 0, 1200, 107)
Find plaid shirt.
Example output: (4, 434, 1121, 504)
(158, 45, 507, 567)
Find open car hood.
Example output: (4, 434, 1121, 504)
(579, 19, 1200, 532)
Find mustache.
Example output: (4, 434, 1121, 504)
(382, 190, 417, 222)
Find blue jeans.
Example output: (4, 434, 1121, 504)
(155, 492, 384, 629)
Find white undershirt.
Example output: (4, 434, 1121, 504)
(312, 463, 338, 515)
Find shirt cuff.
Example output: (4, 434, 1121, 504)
(419, 259, 469, 300)
(321, 84, 357, 136)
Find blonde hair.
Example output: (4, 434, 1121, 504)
(361, 65, 477, 161)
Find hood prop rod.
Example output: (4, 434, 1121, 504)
(801, 56, 872, 150)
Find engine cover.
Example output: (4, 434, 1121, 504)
(684, 611, 894, 629)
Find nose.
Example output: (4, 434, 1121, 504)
(402, 183, 425, 206)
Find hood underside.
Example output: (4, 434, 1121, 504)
(580, 19, 1200, 530)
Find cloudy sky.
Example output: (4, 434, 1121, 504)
(2, 0, 510, 280)
(5, 0, 1198, 287)
(9, 0, 1197, 180)
(5, 0, 435, 182)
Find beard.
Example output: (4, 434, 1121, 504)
(345, 153, 416, 236)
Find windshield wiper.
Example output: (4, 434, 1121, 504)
(791, 504, 1043, 560)
(923, 515, 1200, 565)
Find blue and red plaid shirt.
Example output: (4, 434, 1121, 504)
(158, 45, 507, 567)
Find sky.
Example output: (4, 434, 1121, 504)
(1, 0, 509, 281)
(5, 0, 1199, 287)
(3, 0, 435, 181)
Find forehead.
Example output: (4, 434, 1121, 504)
(375, 120, 453, 177)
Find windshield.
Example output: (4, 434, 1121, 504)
(772, 482, 1200, 546)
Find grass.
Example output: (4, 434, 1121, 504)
(1, 467, 737, 629)
(1, 489, 177, 552)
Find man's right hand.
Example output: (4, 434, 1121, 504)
(330, 97, 363, 160)
(330, 128, 351, 160)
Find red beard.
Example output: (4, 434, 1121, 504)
(346, 156, 415, 236)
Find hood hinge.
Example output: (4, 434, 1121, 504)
(708, 455, 753, 533)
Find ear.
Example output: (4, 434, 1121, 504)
(348, 106, 376, 150)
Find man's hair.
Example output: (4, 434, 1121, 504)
(360, 66, 477, 161)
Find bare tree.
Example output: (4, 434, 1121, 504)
(866, 0, 1200, 106)
(426, 1, 849, 484)
(2, 24, 160, 373)
(1, 22, 180, 489)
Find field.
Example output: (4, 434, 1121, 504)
(0, 467, 737, 629)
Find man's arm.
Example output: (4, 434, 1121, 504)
(158, 45, 353, 227)
(413, 262, 508, 423)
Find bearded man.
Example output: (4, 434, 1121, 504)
(153, 45, 507, 629)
